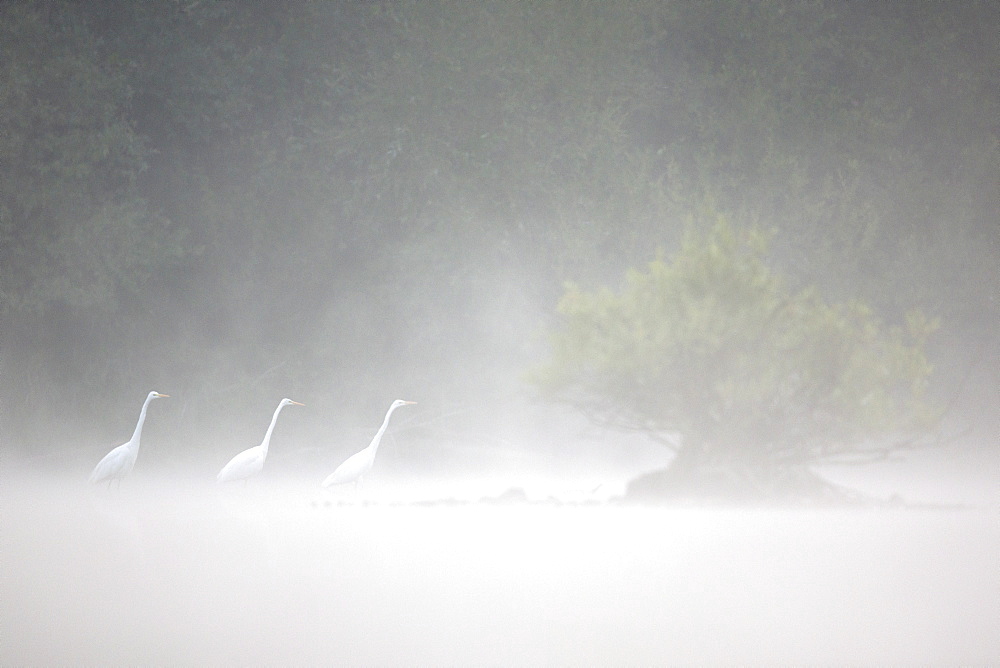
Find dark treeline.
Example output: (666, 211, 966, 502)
(1, 1, 997, 457)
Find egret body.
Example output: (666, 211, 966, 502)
(322, 399, 416, 490)
(217, 398, 304, 483)
(89, 391, 169, 488)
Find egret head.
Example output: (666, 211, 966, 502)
(391, 399, 417, 409)
(280, 398, 305, 408)
(150, 391, 170, 399)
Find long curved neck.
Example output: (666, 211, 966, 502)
(129, 394, 155, 451)
(260, 402, 286, 459)
(369, 404, 400, 456)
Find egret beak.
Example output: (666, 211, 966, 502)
(403, 401, 417, 405)
(291, 400, 305, 406)
(156, 393, 170, 398)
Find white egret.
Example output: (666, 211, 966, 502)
(217, 398, 304, 483)
(89, 391, 170, 488)
(322, 399, 416, 491)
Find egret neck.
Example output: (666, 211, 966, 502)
(128, 392, 159, 455)
(261, 400, 293, 459)
(370, 402, 406, 456)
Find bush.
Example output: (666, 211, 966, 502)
(534, 213, 938, 499)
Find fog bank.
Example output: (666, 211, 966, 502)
(3, 473, 997, 665)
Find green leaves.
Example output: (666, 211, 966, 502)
(0, 2, 163, 317)
(536, 212, 937, 467)
(1, 1, 991, 454)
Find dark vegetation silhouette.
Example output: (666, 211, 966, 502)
(1, 1, 996, 498)
(534, 215, 938, 501)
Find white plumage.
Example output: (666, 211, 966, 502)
(217, 398, 304, 483)
(89, 391, 169, 488)
(322, 399, 416, 490)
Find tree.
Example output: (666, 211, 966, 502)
(1, 0, 992, 459)
(0, 2, 189, 439)
(534, 212, 938, 501)
(0, 2, 168, 317)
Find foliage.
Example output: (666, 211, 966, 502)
(0, 1, 994, 453)
(0, 2, 179, 317)
(637, 1, 1000, 315)
(535, 213, 938, 476)
(329, 0, 673, 276)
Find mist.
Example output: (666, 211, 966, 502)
(3, 471, 998, 664)
(2, 1, 998, 663)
